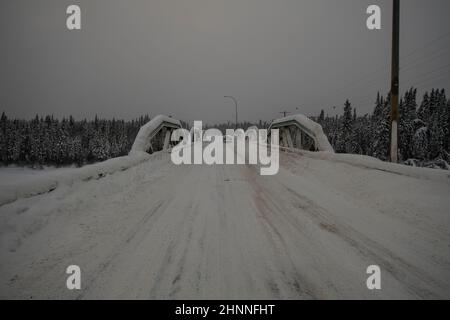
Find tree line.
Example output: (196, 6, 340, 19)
(1, 87, 449, 170)
(317, 88, 450, 170)
(0, 114, 152, 167)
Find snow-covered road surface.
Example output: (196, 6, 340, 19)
(0, 150, 449, 299)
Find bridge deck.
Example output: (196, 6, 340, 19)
(0, 147, 449, 299)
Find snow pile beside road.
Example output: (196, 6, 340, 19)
(0, 152, 152, 206)
(282, 147, 450, 182)
(0, 166, 77, 186)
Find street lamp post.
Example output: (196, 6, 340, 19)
(224, 96, 238, 129)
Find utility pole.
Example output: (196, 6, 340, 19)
(280, 111, 290, 117)
(390, 0, 400, 163)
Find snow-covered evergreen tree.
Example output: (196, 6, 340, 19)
(318, 109, 325, 125)
(399, 88, 417, 160)
(337, 100, 354, 153)
(412, 126, 429, 160)
(428, 89, 447, 160)
(372, 93, 391, 161)
(418, 91, 431, 124)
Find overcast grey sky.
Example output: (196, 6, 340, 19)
(1, 0, 449, 124)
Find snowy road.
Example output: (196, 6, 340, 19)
(0, 150, 449, 299)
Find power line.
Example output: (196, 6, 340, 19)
(353, 63, 450, 101)
(311, 32, 450, 114)
(400, 43, 450, 72)
(401, 31, 450, 60)
(406, 62, 450, 80)
(343, 70, 450, 111)
(322, 31, 450, 106)
(329, 44, 450, 103)
(333, 55, 450, 104)
(408, 70, 450, 89)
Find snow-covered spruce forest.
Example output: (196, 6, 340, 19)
(0, 114, 162, 167)
(319, 88, 450, 170)
(210, 88, 450, 170)
(0, 88, 449, 170)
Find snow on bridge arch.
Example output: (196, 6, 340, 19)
(130, 115, 182, 155)
(269, 114, 334, 153)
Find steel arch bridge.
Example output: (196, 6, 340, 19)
(268, 114, 334, 152)
(130, 113, 334, 155)
(129, 115, 182, 155)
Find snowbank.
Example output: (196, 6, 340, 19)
(0, 152, 152, 206)
(0, 166, 77, 187)
(281, 146, 450, 183)
(130, 115, 181, 154)
(269, 114, 334, 152)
